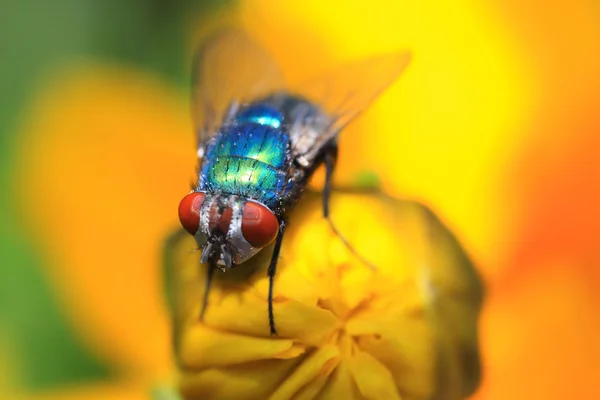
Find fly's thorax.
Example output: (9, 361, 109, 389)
(178, 191, 279, 269)
(197, 111, 294, 212)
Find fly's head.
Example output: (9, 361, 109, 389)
(178, 192, 279, 270)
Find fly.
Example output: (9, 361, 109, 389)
(177, 30, 411, 335)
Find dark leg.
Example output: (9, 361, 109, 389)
(199, 260, 215, 321)
(322, 143, 338, 219)
(267, 219, 287, 335)
(323, 144, 376, 270)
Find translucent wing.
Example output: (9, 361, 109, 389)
(191, 30, 285, 150)
(288, 51, 411, 163)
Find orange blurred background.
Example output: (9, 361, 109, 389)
(2, 1, 599, 399)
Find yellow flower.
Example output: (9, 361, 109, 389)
(169, 191, 482, 400)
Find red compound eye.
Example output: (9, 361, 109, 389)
(178, 192, 205, 235)
(241, 202, 278, 248)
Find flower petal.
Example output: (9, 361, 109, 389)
(268, 345, 340, 400)
(350, 317, 435, 398)
(179, 358, 301, 400)
(348, 350, 402, 400)
(179, 325, 299, 369)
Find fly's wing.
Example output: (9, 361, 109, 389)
(191, 30, 285, 153)
(288, 51, 411, 164)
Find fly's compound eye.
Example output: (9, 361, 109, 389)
(241, 202, 279, 248)
(178, 192, 206, 235)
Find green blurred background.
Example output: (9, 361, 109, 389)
(1, 0, 224, 393)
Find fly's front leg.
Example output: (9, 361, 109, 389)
(267, 219, 287, 335)
(323, 143, 376, 270)
(199, 259, 216, 321)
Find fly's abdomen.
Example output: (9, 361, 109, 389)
(199, 111, 291, 209)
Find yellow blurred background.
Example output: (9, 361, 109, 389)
(1, 0, 599, 399)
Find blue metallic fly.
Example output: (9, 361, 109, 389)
(178, 30, 410, 335)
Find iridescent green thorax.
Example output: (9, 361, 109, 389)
(198, 103, 291, 209)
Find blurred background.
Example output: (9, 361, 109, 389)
(1, 0, 599, 399)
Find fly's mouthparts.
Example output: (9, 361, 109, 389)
(200, 242, 213, 264)
(200, 239, 237, 271)
(220, 244, 233, 269)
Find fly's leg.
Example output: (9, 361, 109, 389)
(323, 143, 376, 270)
(199, 260, 216, 321)
(267, 219, 287, 335)
(322, 143, 338, 219)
